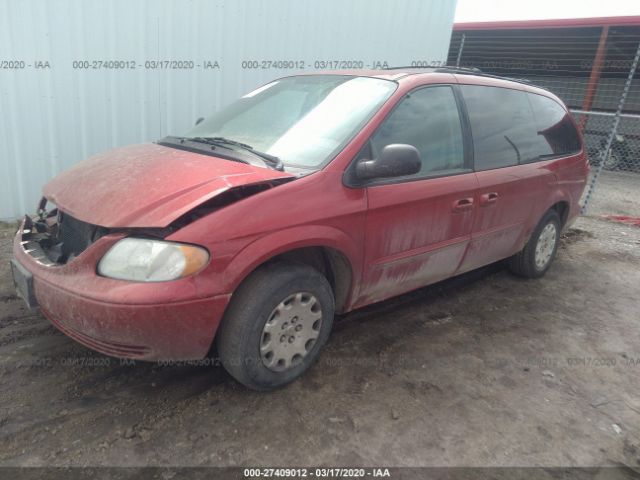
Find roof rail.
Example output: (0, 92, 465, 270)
(383, 64, 535, 87)
(433, 66, 483, 74)
(382, 65, 438, 70)
(435, 66, 534, 86)
(383, 65, 483, 73)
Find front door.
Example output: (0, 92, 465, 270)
(356, 85, 478, 306)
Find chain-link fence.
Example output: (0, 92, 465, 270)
(573, 110, 640, 216)
(573, 111, 640, 173)
(447, 22, 640, 217)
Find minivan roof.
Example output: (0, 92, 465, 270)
(307, 67, 562, 103)
(311, 66, 530, 85)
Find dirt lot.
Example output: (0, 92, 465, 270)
(1, 209, 640, 469)
(585, 170, 640, 217)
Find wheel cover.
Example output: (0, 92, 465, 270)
(260, 292, 322, 372)
(534, 222, 558, 270)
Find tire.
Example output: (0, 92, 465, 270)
(217, 262, 335, 391)
(508, 209, 561, 279)
(587, 147, 600, 167)
(603, 151, 620, 171)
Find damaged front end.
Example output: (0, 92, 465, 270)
(19, 198, 173, 268)
(19, 199, 111, 266)
(21, 178, 294, 267)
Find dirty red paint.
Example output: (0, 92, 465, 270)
(12, 70, 588, 360)
(43, 143, 293, 228)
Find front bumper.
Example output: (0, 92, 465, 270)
(12, 222, 230, 360)
(36, 280, 230, 360)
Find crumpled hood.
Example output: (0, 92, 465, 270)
(43, 143, 293, 228)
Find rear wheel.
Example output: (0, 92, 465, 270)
(603, 150, 620, 170)
(217, 262, 335, 391)
(508, 209, 561, 279)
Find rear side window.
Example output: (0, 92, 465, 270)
(461, 85, 538, 170)
(527, 93, 581, 158)
(370, 86, 465, 176)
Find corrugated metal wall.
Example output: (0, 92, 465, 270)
(0, 0, 457, 220)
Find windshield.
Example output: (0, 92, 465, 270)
(184, 75, 397, 169)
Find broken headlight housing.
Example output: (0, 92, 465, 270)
(97, 238, 209, 282)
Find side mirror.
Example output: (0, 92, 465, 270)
(195, 117, 204, 125)
(356, 144, 421, 181)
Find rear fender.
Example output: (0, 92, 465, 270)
(520, 188, 573, 249)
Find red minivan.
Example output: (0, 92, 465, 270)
(11, 68, 588, 390)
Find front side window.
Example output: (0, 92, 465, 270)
(461, 85, 538, 170)
(370, 86, 465, 176)
(185, 75, 397, 169)
(528, 93, 581, 158)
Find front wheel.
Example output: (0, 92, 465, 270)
(508, 209, 561, 279)
(217, 262, 335, 391)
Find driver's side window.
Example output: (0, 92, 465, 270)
(370, 85, 465, 176)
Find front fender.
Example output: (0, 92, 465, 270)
(222, 225, 363, 301)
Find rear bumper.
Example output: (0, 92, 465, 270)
(12, 224, 231, 361)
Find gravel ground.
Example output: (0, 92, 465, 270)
(0, 212, 639, 470)
(584, 170, 640, 217)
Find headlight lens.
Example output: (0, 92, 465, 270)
(97, 238, 209, 282)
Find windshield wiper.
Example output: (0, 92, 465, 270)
(157, 136, 251, 166)
(187, 136, 284, 171)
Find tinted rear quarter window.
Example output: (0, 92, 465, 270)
(461, 85, 539, 170)
(527, 93, 581, 158)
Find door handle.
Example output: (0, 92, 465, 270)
(452, 197, 474, 213)
(480, 192, 499, 206)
